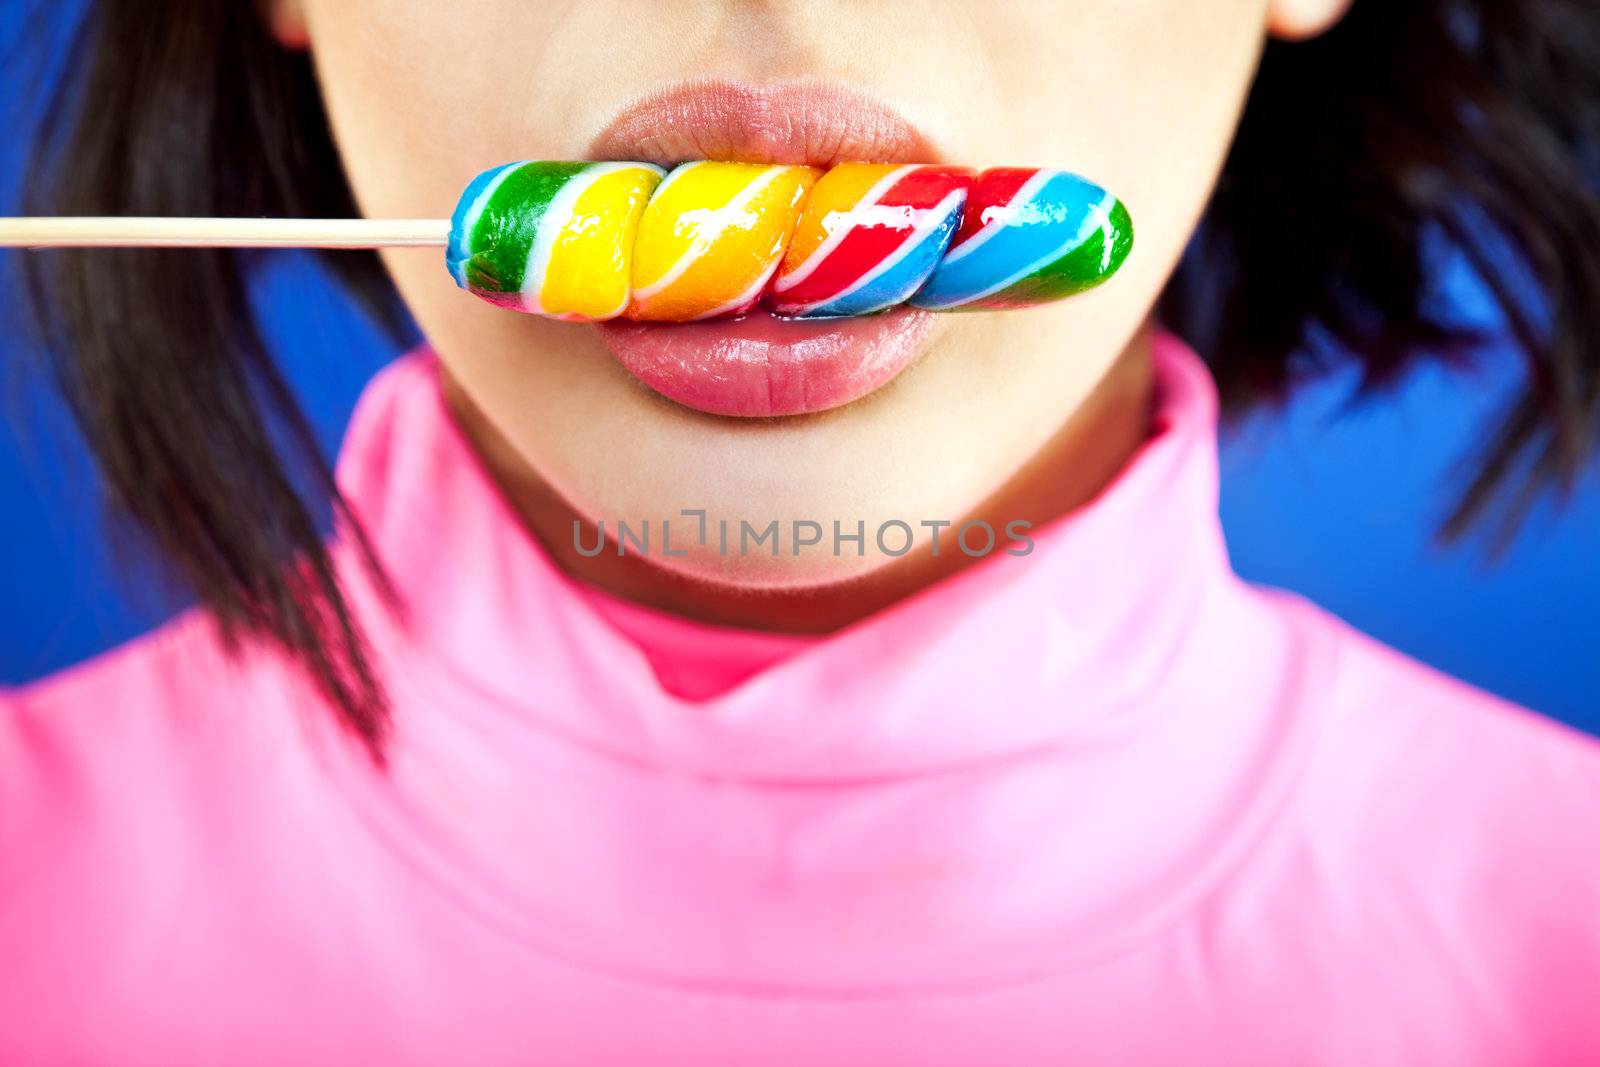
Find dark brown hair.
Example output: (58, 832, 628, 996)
(16, 0, 1600, 756)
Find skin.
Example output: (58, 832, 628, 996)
(268, 0, 1350, 633)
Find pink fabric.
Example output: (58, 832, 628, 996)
(3, 330, 1599, 1066)
(576, 578, 816, 701)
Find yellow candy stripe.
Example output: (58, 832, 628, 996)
(627, 162, 821, 322)
(522, 163, 664, 322)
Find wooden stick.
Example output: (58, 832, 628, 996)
(0, 217, 451, 249)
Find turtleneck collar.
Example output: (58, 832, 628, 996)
(318, 327, 1325, 994)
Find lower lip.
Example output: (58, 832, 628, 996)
(594, 307, 937, 418)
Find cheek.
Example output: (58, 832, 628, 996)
(974, 0, 1266, 275)
(299, 1, 574, 220)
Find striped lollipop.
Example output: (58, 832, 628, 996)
(442, 160, 1131, 323)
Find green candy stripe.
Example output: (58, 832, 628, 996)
(462, 161, 591, 298)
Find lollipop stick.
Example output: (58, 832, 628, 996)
(0, 217, 451, 249)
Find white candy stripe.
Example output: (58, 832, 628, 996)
(631, 166, 789, 303)
(938, 168, 1056, 267)
(772, 164, 915, 293)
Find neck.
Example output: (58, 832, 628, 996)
(440, 321, 1156, 634)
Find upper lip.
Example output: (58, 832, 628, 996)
(587, 79, 946, 168)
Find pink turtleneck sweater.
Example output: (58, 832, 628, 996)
(3, 330, 1599, 1066)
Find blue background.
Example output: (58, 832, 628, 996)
(2, 3, 1595, 733)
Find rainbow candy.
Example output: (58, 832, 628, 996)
(448, 161, 1132, 322)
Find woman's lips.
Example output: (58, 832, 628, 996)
(587, 79, 945, 168)
(588, 79, 946, 418)
(598, 307, 936, 419)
